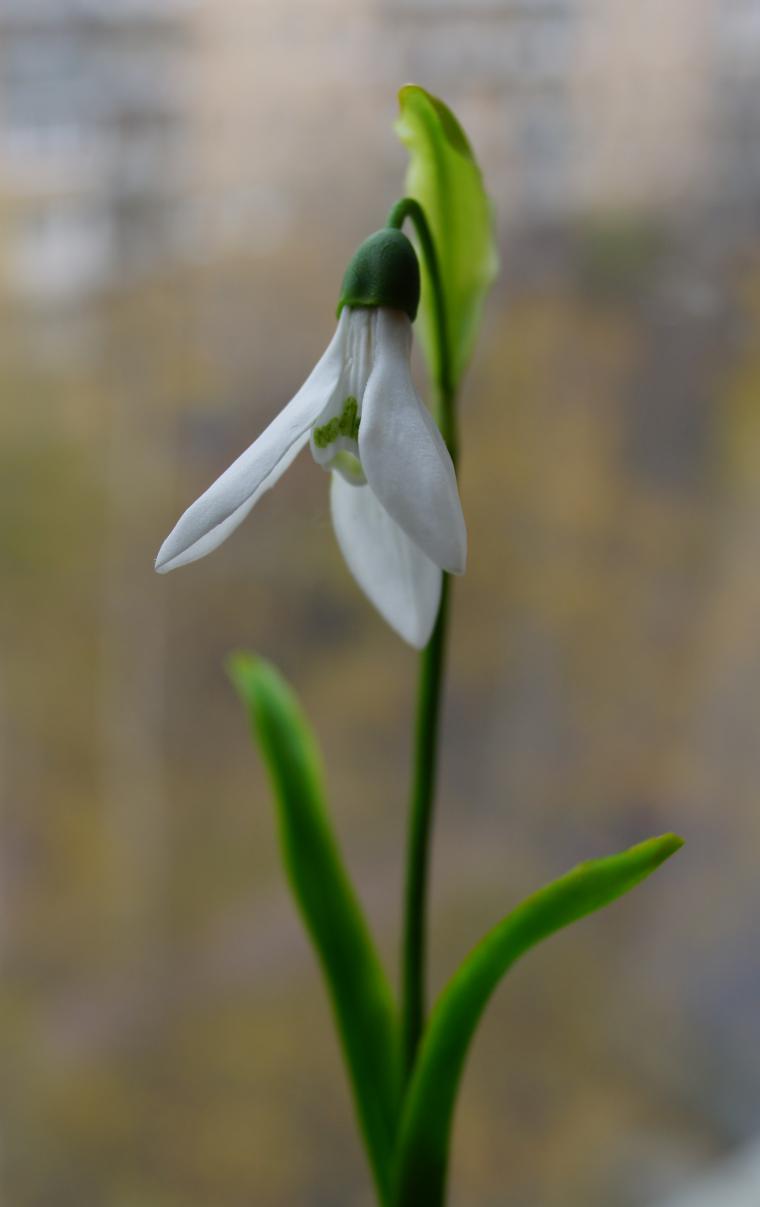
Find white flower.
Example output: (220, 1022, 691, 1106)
(155, 306, 466, 648)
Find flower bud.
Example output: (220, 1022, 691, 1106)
(337, 229, 420, 321)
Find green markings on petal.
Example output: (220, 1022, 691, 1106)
(331, 451, 366, 484)
(314, 397, 361, 449)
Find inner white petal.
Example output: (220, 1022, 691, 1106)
(309, 308, 376, 473)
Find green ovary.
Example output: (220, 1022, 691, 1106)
(313, 396, 360, 448)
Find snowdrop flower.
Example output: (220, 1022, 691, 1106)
(155, 229, 466, 647)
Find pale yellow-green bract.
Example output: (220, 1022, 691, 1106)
(395, 85, 499, 392)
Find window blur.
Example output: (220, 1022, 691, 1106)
(2, 2, 760, 1204)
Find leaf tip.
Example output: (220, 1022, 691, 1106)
(655, 832, 685, 861)
(226, 649, 265, 701)
(396, 83, 473, 160)
(397, 81, 415, 107)
(615, 833, 684, 890)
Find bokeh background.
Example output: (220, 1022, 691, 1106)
(2, 2, 760, 1204)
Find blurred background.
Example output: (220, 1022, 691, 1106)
(2, 1, 760, 1204)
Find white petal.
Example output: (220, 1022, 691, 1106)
(310, 308, 374, 471)
(358, 308, 467, 574)
(330, 472, 442, 649)
(155, 315, 348, 573)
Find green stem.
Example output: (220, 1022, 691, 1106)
(400, 575, 451, 1083)
(387, 198, 458, 1083)
(386, 199, 456, 447)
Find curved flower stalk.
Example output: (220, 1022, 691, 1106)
(155, 230, 466, 649)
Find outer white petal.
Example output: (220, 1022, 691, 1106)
(330, 473, 442, 649)
(358, 308, 467, 574)
(155, 314, 348, 573)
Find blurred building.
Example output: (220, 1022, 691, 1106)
(573, 0, 714, 213)
(185, 0, 377, 260)
(375, 0, 758, 223)
(655, 1141, 760, 1207)
(3, 0, 760, 312)
(712, 0, 760, 221)
(376, 0, 584, 217)
(0, 0, 197, 306)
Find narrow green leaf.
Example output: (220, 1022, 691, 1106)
(395, 85, 499, 391)
(392, 834, 684, 1207)
(229, 653, 399, 1205)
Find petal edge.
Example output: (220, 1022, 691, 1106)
(155, 316, 347, 573)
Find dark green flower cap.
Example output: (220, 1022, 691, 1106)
(337, 228, 420, 321)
